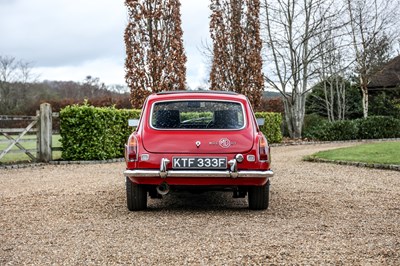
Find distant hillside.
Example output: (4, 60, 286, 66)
(263, 90, 282, 98)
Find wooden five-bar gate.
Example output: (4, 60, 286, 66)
(0, 103, 60, 163)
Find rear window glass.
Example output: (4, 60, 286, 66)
(151, 101, 245, 130)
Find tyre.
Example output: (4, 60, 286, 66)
(248, 181, 270, 210)
(126, 177, 147, 211)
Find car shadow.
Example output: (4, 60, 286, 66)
(145, 191, 251, 212)
(90, 186, 274, 218)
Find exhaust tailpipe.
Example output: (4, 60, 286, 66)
(156, 182, 170, 195)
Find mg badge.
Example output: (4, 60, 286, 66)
(219, 138, 231, 148)
(195, 141, 201, 148)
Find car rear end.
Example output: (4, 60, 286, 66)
(124, 91, 273, 210)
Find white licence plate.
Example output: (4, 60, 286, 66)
(172, 157, 227, 169)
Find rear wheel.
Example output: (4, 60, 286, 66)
(248, 181, 270, 210)
(126, 177, 147, 211)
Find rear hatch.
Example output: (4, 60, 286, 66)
(142, 99, 254, 154)
(142, 130, 254, 154)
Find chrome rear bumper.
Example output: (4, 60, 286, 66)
(124, 169, 274, 179)
(124, 158, 274, 179)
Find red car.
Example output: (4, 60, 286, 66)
(124, 91, 273, 210)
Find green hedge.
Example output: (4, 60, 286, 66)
(304, 116, 400, 141)
(357, 116, 400, 139)
(60, 104, 140, 160)
(60, 105, 282, 160)
(255, 112, 283, 143)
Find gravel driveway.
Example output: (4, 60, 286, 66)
(1, 143, 399, 265)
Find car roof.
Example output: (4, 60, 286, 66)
(148, 90, 248, 102)
(156, 90, 238, 96)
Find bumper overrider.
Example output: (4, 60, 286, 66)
(124, 158, 274, 179)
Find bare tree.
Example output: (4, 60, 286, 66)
(125, 0, 187, 109)
(314, 21, 353, 122)
(262, 0, 338, 138)
(345, 0, 400, 118)
(80, 75, 108, 99)
(327, 33, 391, 121)
(209, 0, 264, 108)
(0, 55, 36, 114)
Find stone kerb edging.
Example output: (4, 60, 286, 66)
(0, 162, 47, 170)
(49, 158, 125, 165)
(305, 157, 400, 171)
(0, 158, 125, 170)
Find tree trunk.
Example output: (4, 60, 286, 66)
(361, 85, 369, 118)
(282, 95, 305, 139)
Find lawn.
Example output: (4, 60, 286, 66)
(308, 141, 400, 165)
(0, 134, 62, 164)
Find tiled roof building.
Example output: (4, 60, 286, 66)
(368, 55, 400, 90)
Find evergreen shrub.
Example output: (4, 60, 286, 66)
(304, 116, 400, 141)
(357, 116, 400, 139)
(60, 103, 140, 160)
(255, 112, 283, 143)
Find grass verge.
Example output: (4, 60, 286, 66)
(306, 141, 400, 165)
(0, 135, 61, 164)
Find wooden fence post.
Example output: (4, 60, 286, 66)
(38, 103, 52, 162)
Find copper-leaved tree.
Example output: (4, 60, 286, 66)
(125, 0, 187, 108)
(209, 0, 264, 108)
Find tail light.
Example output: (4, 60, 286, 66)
(259, 135, 269, 162)
(125, 134, 138, 162)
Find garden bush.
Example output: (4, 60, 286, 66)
(304, 116, 400, 141)
(303, 119, 358, 141)
(302, 114, 328, 138)
(60, 103, 140, 160)
(356, 116, 400, 139)
(255, 112, 283, 143)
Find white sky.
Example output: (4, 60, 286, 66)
(0, 0, 211, 89)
